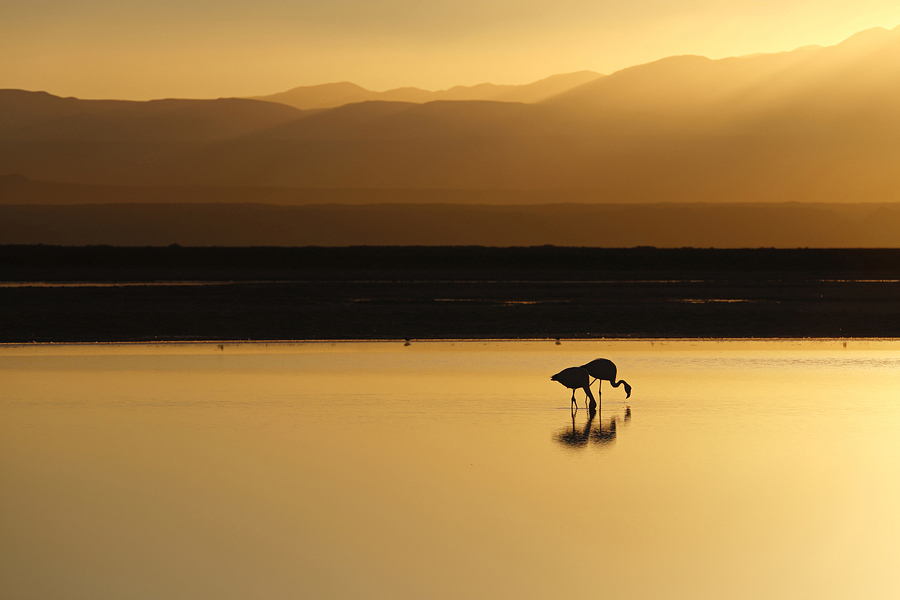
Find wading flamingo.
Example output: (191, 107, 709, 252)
(550, 366, 596, 409)
(581, 358, 632, 400)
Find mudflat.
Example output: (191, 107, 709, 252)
(3, 246, 900, 342)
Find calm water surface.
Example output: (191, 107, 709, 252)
(3, 340, 900, 599)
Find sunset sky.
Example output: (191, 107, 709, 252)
(2, 0, 899, 100)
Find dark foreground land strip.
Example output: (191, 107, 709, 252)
(4, 245, 900, 342)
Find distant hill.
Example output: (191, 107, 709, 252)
(546, 26, 900, 133)
(3, 27, 900, 206)
(3, 202, 900, 247)
(0, 91, 304, 141)
(252, 71, 603, 110)
(0, 174, 603, 205)
(251, 100, 559, 141)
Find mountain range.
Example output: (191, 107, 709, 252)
(251, 71, 603, 109)
(2, 26, 900, 245)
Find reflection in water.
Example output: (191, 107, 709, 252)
(554, 404, 628, 451)
(8, 341, 900, 600)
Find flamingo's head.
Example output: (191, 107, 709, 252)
(623, 382, 632, 399)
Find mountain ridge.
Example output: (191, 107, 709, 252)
(251, 71, 603, 110)
(3, 26, 900, 205)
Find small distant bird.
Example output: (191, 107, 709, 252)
(581, 358, 632, 399)
(550, 366, 596, 409)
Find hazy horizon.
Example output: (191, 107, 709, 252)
(3, 1, 900, 100)
(5, 18, 900, 246)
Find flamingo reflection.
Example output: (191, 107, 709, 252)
(554, 404, 624, 450)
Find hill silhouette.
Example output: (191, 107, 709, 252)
(0, 91, 304, 141)
(2, 26, 900, 207)
(548, 26, 900, 133)
(3, 198, 900, 247)
(0, 174, 605, 205)
(252, 71, 603, 109)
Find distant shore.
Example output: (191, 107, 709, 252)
(3, 245, 900, 343)
(5, 200, 900, 248)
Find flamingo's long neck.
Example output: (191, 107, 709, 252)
(610, 379, 632, 398)
(582, 385, 595, 405)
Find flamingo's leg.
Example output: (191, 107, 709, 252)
(583, 385, 596, 410)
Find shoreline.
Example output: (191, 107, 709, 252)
(5, 246, 900, 342)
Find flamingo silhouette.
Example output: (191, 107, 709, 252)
(581, 358, 632, 400)
(550, 366, 596, 409)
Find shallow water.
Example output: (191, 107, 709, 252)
(3, 340, 900, 599)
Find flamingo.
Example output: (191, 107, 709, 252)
(581, 358, 632, 400)
(550, 366, 596, 409)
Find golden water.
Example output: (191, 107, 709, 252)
(3, 340, 900, 599)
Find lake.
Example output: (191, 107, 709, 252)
(3, 340, 900, 599)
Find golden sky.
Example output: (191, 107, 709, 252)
(2, 0, 900, 100)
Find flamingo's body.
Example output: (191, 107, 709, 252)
(550, 366, 596, 409)
(581, 358, 632, 399)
